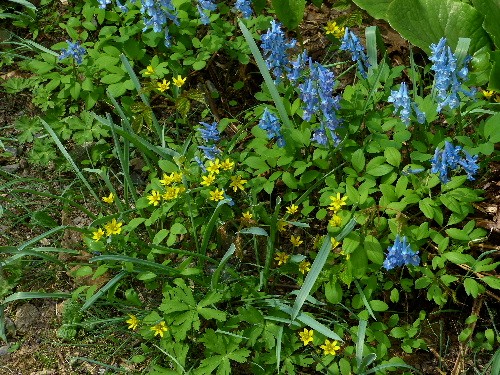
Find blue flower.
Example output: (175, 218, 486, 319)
(97, 0, 112, 9)
(140, 0, 179, 47)
(383, 235, 420, 270)
(261, 20, 296, 83)
(116, 0, 128, 12)
(288, 50, 308, 83)
(431, 141, 479, 183)
(195, 156, 207, 172)
(339, 28, 370, 78)
(234, 0, 253, 18)
(258, 108, 285, 147)
(198, 145, 221, 160)
(58, 41, 86, 65)
(198, 121, 220, 143)
(387, 82, 426, 126)
(197, 0, 216, 24)
(429, 37, 476, 112)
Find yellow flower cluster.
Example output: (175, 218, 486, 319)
(146, 171, 185, 207)
(125, 315, 169, 338)
(298, 328, 342, 356)
(274, 251, 290, 265)
(92, 218, 124, 241)
(482, 89, 500, 102)
(324, 21, 345, 38)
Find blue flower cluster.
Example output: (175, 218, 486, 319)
(234, 0, 253, 18)
(429, 37, 476, 112)
(339, 28, 370, 78)
(197, 0, 217, 25)
(140, 0, 179, 47)
(198, 121, 221, 159)
(383, 235, 420, 271)
(387, 82, 426, 126)
(261, 20, 296, 83)
(258, 108, 285, 147)
(431, 141, 479, 183)
(298, 59, 342, 145)
(59, 41, 86, 65)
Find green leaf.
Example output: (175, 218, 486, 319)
(484, 113, 500, 143)
(472, 0, 500, 49)
(489, 51, 500, 91)
(464, 278, 480, 298)
(442, 252, 475, 265)
(419, 198, 434, 219)
(271, 0, 306, 29)
(370, 300, 389, 312)
(351, 149, 365, 172)
(386, 0, 491, 55)
(445, 228, 470, 241)
(351, 0, 393, 19)
(384, 147, 401, 167)
(482, 276, 500, 290)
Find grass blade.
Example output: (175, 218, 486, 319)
(354, 279, 376, 321)
(356, 319, 368, 371)
(40, 119, 101, 203)
(211, 243, 236, 290)
(81, 271, 128, 311)
(276, 325, 283, 374)
(17, 225, 67, 251)
(89, 255, 179, 275)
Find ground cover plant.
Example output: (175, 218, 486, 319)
(1, 0, 500, 374)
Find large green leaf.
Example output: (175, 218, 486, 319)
(472, 0, 500, 49)
(351, 0, 393, 19)
(271, 0, 305, 30)
(386, 0, 491, 55)
(488, 50, 500, 91)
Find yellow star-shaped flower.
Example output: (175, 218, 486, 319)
(290, 235, 303, 247)
(150, 321, 168, 338)
(220, 158, 235, 171)
(299, 260, 311, 274)
(298, 328, 314, 346)
(157, 79, 170, 92)
(324, 21, 345, 38)
(104, 218, 123, 236)
(482, 90, 495, 99)
(206, 159, 221, 175)
(229, 175, 247, 192)
(144, 65, 155, 76)
(286, 204, 299, 215)
(277, 220, 288, 232)
(201, 174, 216, 187)
(102, 192, 114, 204)
(329, 214, 342, 227)
(209, 188, 224, 202)
(92, 228, 105, 241)
(147, 190, 161, 206)
(242, 211, 253, 220)
(274, 251, 289, 265)
(328, 193, 347, 212)
(126, 314, 139, 330)
(172, 75, 186, 87)
(320, 339, 341, 356)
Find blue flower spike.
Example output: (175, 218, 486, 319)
(59, 41, 86, 65)
(383, 235, 420, 271)
(387, 82, 426, 126)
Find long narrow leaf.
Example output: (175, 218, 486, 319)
(40, 119, 101, 203)
(290, 218, 356, 322)
(0, 305, 6, 342)
(354, 280, 376, 321)
(276, 325, 283, 374)
(365, 362, 422, 374)
(89, 255, 179, 275)
(81, 271, 127, 311)
(200, 200, 228, 261)
(211, 244, 236, 290)
(17, 225, 67, 251)
(8, 0, 36, 10)
(356, 319, 368, 371)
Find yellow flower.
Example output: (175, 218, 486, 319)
(482, 90, 495, 99)
(274, 251, 289, 265)
(220, 158, 235, 171)
(92, 228, 105, 241)
(201, 174, 216, 187)
(290, 235, 303, 247)
(209, 188, 224, 202)
(157, 79, 170, 92)
(172, 75, 186, 87)
(495, 95, 500, 103)
(331, 237, 340, 249)
(144, 65, 155, 76)
(324, 21, 345, 38)
(242, 211, 253, 220)
(298, 328, 314, 346)
(329, 193, 347, 212)
(299, 260, 311, 274)
(329, 214, 342, 227)
(160, 173, 173, 186)
(206, 159, 221, 174)
(229, 175, 247, 192)
(147, 190, 162, 206)
(320, 339, 341, 356)
(102, 192, 114, 204)
(104, 218, 123, 236)
(286, 204, 299, 215)
(150, 321, 168, 338)
(277, 220, 288, 232)
(126, 314, 139, 330)
(162, 187, 182, 200)
(171, 172, 183, 183)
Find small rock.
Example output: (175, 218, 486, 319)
(14, 303, 40, 334)
(4, 317, 16, 338)
(0, 344, 9, 356)
(0, 164, 19, 173)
